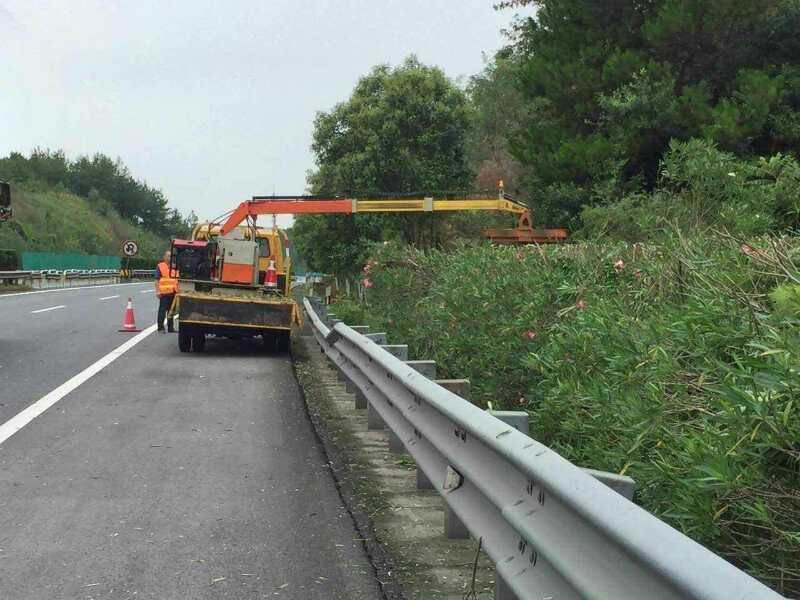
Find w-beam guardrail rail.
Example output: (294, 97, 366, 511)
(303, 296, 785, 600)
(0, 269, 153, 289)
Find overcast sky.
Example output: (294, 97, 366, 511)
(1, 1, 529, 225)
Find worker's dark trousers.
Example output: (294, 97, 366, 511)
(157, 294, 175, 331)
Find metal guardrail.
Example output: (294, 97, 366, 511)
(0, 270, 152, 281)
(303, 297, 784, 600)
(0, 270, 136, 288)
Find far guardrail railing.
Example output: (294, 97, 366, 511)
(303, 296, 784, 600)
(0, 269, 153, 289)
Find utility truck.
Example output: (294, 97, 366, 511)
(169, 187, 565, 354)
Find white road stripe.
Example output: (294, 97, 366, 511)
(140, 289, 153, 294)
(0, 324, 158, 446)
(31, 305, 66, 314)
(0, 282, 148, 299)
(99, 295, 120, 300)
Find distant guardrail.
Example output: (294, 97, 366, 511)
(0, 269, 153, 289)
(303, 296, 784, 600)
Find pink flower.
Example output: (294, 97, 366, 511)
(363, 278, 373, 289)
(740, 243, 757, 257)
(576, 299, 587, 310)
(613, 259, 625, 272)
(523, 330, 537, 340)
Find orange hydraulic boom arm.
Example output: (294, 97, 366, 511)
(217, 189, 567, 244)
(220, 190, 526, 234)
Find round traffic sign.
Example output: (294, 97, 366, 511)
(122, 240, 139, 257)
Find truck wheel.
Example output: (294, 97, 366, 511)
(193, 331, 206, 353)
(276, 331, 290, 354)
(261, 332, 275, 353)
(178, 325, 192, 352)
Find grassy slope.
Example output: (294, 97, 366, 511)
(0, 183, 167, 257)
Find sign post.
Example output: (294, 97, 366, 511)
(121, 240, 139, 279)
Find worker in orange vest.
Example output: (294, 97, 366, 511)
(155, 250, 179, 333)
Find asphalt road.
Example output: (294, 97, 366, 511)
(0, 284, 382, 599)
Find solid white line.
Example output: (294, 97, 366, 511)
(31, 305, 66, 314)
(0, 324, 158, 446)
(0, 281, 148, 299)
(99, 295, 120, 301)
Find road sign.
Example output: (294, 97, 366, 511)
(122, 240, 139, 257)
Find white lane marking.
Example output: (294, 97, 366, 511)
(0, 324, 158, 446)
(0, 281, 148, 299)
(140, 289, 153, 294)
(31, 305, 66, 314)
(99, 295, 120, 301)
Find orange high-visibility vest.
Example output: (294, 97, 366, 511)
(157, 262, 179, 296)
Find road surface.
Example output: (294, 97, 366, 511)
(0, 283, 382, 599)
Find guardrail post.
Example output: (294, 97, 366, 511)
(344, 327, 370, 393)
(367, 402, 384, 430)
(582, 468, 636, 501)
(489, 410, 529, 435)
(388, 361, 438, 454)
(380, 345, 408, 360)
(416, 468, 435, 490)
(355, 388, 368, 410)
(368, 345, 409, 430)
(495, 575, 518, 600)
(434, 379, 471, 401)
(364, 332, 388, 345)
(488, 410, 530, 600)
(444, 493, 470, 540)
(413, 379, 471, 492)
(405, 360, 436, 378)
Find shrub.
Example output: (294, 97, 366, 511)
(0, 248, 19, 270)
(579, 140, 800, 240)
(329, 234, 800, 594)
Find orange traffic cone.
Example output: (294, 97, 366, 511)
(118, 297, 142, 332)
(265, 260, 278, 289)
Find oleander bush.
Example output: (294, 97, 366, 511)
(330, 234, 800, 594)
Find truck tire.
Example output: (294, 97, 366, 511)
(276, 331, 290, 354)
(193, 331, 206, 353)
(261, 332, 275, 353)
(178, 325, 192, 352)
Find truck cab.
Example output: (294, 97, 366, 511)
(190, 223, 291, 293)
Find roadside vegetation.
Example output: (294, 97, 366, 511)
(0, 149, 194, 259)
(0, 183, 169, 258)
(298, 1, 800, 594)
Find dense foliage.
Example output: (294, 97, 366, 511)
(0, 249, 19, 270)
(292, 2, 800, 593)
(0, 149, 192, 239)
(0, 183, 168, 258)
(292, 57, 475, 274)
(331, 233, 799, 594)
(474, 0, 800, 228)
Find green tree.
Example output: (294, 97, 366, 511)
(492, 0, 800, 226)
(293, 56, 473, 274)
(0, 149, 188, 239)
